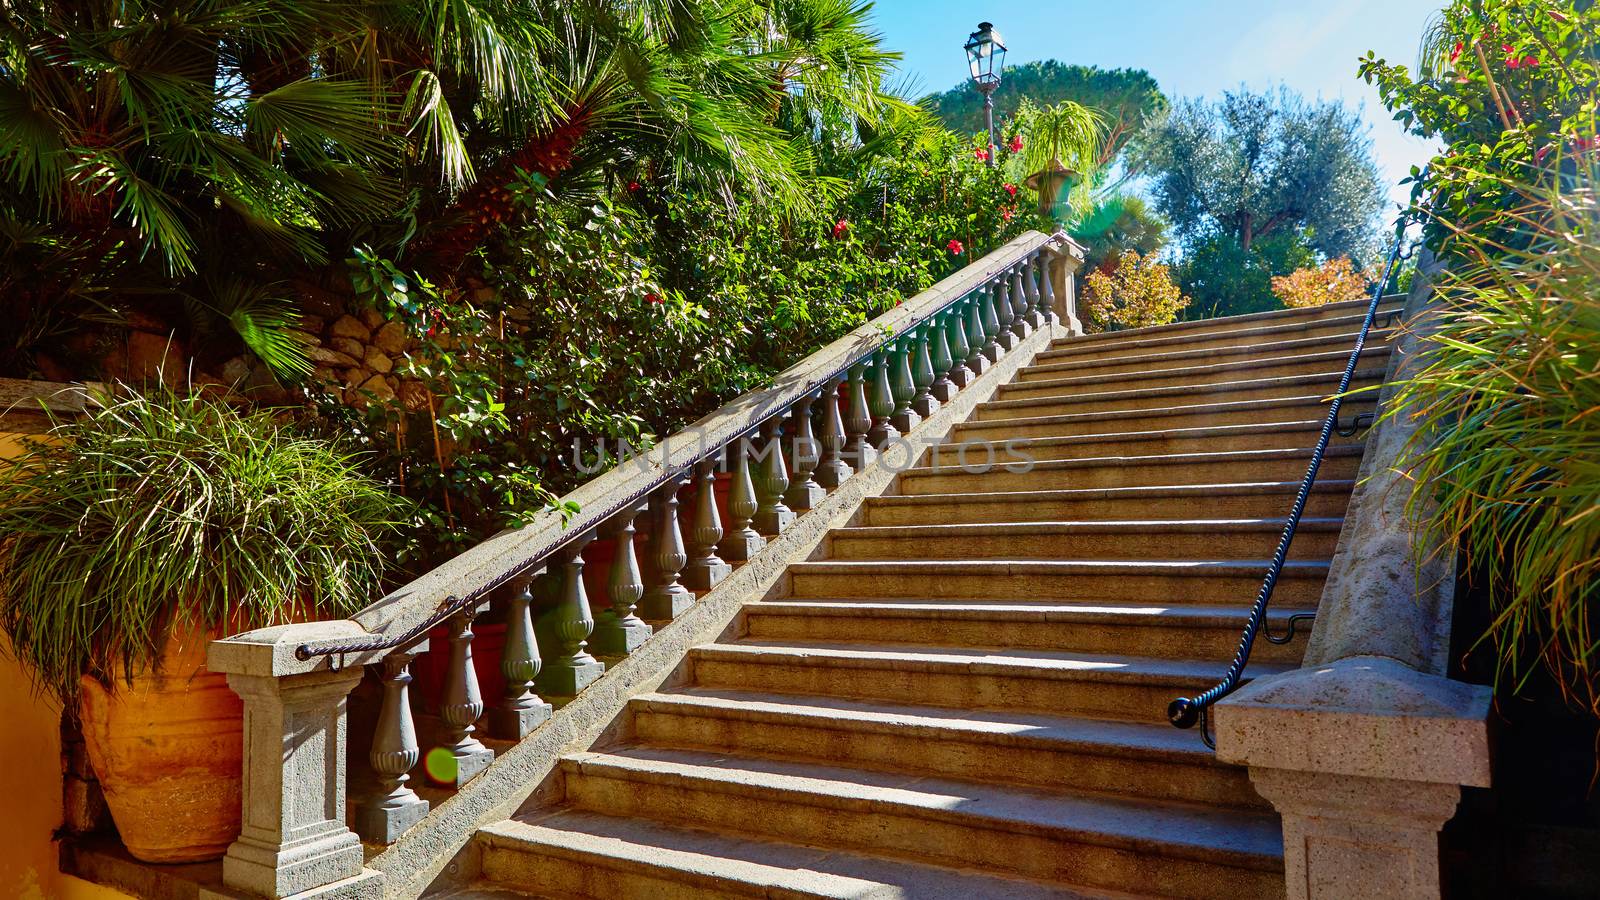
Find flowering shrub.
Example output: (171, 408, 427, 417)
(1360, 0, 1600, 253)
(340, 129, 1040, 562)
(1270, 257, 1372, 308)
(1081, 251, 1190, 332)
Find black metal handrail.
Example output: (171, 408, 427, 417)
(1166, 231, 1413, 745)
(291, 231, 1071, 663)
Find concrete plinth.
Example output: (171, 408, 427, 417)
(1215, 656, 1492, 900)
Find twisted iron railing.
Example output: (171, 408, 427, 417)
(1166, 228, 1416, 747)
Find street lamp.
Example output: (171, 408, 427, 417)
(964, 21, 1006, 166)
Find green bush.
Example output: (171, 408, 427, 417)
(337, 131, 1041, 564)
(0, 388, 409, 704)
(1361, 0, 1600, 253)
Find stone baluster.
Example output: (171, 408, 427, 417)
(930, 313, 958, 402)
(752, 416, 795, 535)
(434, 605, 495, 786)
(785, 393, 826, 509)
(536, 532, 605, 703)
(1010, 265, 1032, 339)
(355, 646, 429, 843)
(947, 303, 976, 388)
(843, 361, 876, 471)
(866, 348, 899, 448)
(682, 460, 732, 590)
(721, 435, 765, 560)
(491, 571, 551, 739)
(591, 504, 652, 658)
(911, 324, 939, 416)
(990, 275, 1015, 354)
(964, 294, 990, 375)
(640, 475, 695, 618)
(889, 337, 920, 434)
(815, 376, 853, 487)
(981, 281, 1004, 362)
(1028, 253, 1049, 328)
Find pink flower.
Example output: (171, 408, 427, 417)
(1536, 144, 1553, 164)
(1008, 134, 1024, 153)
(1003, 182, 1018, 197)
(832, 219, 850, 238)
(946, 239, 964, 256)
(974, 147, 990, 162)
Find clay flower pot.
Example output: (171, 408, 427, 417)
(77, 628, 243, 863)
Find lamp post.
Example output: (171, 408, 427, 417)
(964, 22, 1006, 167)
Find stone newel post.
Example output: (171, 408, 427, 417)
(1045, 236, 1085, 336)
(207, 622, 382, 899)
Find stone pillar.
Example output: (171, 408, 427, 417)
(209, 629, 369, 898)
(1046, 241, 1085, 335)
(1214, 656, 1492, 900)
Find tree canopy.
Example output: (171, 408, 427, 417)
(1137, 88, 1385, 261)
(923, 61, 1166, 166)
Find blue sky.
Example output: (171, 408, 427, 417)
(870, 0, 1444, 210)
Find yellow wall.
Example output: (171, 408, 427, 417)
(0, 646, 129, 900)
(0, 428, 131, 900)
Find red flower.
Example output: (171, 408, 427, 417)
(832, 219, 850, 238)
(627, 180, 641, 192)
(1003, 182, 1018, 197)
(1450, 42, 1463, 63)
(946, 239, 964, 256)
(1000, 205, 1015, 222)
(1523, 56, 1539, 67)
(1536, 144, 1553, 164)
(974, 147, 990, 162)
(645, 292, 663, 305)
(1008, 134, 1024, 153)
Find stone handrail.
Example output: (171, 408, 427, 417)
(206, 229, 1086, 898)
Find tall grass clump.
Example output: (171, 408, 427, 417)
(1392, 168, 1600, 715)
(0, 387, 410, 704)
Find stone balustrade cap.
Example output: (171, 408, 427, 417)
(1214, 655, 1492, 788)
(209, 620, 387, 678)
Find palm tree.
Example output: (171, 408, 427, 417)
(0, 0, 911, 380)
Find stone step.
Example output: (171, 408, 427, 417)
(688, 640, 1295, 722)
(477, 811, 1087, 900)
(740, 599, 1310, 663)
(973, 369, 1386, 420)
(1038, 307, 1402, 363)
(1047, 296, 1402, 351)
(785, 558, 1327, 605)
(1000, 345, 1393, 400)
(896, 445, 1364, 494)
(953, 394, 1374, 442)
(629, 689, 1269, 809)
(826, 518, 1341, 562)
(1018, 329, 1395, 381)
(554, 748, 1286, 898)
(863, 481, 1356, 526)
(926, 418, 1361, 464)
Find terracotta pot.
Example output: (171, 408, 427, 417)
(77, 628, 243, 863)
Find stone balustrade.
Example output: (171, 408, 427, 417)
(205, 230, 1085, 898)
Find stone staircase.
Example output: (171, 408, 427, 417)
(444, 297, 1399, 899)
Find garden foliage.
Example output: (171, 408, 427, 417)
(1368, 0, 1600, 715)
